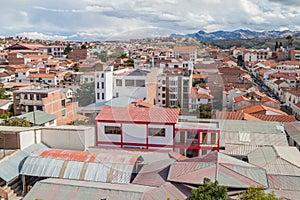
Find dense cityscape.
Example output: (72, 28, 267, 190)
(1, 0, 300, 200)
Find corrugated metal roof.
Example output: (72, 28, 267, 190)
(0, 143, 48, 183)
(223, 144, 260, 157)
(16, 110, 56, 125)
(248, 146, 300, 176)
(142, 183, 191, 200)
(24, 178, 153, 200)
(21, 149, 141, 184)
(273, 189, 300, 200)
(268, 175, 300, 191)
(167, 152, 268, 189)
(133, 158, 175, 187)
(285, 122, 300, 146)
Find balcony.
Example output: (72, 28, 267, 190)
(20, 99, 43, 106)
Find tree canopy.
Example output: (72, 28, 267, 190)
(76, 82, 95, 107)
(0, 88, 11, 99)
(188, 178, 227, 200)
(241, 187, 282, 200)
(2, 117, 31, 127)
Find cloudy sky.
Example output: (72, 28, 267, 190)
(1, 0, 300, 40)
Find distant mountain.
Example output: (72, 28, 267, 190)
(171, 29, 300, 42)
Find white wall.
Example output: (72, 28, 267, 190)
(41, 126, 95, 151)
(97, 122, 121, 143)
(113, 76, 148, 99)
(148, 124, 173, 146)
(19, 130, 41, 150)
(122, 124, 146, 144)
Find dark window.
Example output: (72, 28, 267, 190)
(61, 100, 66, 108)
(149, 128, 165, 137)
(162, 87, 166, 91)
(37, 106, 43, 111)
(62, 109, 66, 116)
(105, 126, 121, 134)
(101, 73, 104, 78)
(97, 93, 100, 100)
(116, 79, 122, 86)
(24, 94, 28, 99)
(125, 79, 135, 87)
(97, 82, 99, 89)
(102, 93, 104, 100)
(136, 80, 145, 87)
(30, 94, 34, 100)
(101, 82, 104, 89)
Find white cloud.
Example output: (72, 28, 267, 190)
(0, 0, 299, 40)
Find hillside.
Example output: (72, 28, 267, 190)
(209, 36, 300, 50)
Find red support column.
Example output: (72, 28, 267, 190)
(217, 130, 220, 152)
(120, 123, 123, 148)
(146, 124, 149, 149)
(197, 130, 201, 156)
(95, 121, 99, 146)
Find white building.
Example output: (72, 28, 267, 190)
(189, 86, 213, 113)
(95, 105, 220, 156)
(39, 46, 66, 57)
(95, 70, 113, 102)
(113, 69, 149, 99)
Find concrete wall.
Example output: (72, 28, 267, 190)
(41, 126, 95, 151)
(19, 130, 41, 150)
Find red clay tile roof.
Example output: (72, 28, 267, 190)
(215, 111, 261, 121)
(174, 46, 197, 51)
(190, 87, 214, 99)
(233, 95, 248, 102)
(27, 73, 56, 78)
(96, 106, 180, 124)
(251, 114, 296, 122)
(237, 105, 287, 116)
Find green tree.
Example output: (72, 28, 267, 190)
(125, 58, 134, 66)
(67, 119, 88, 126)
(188, 178, 227, 200)
(81, 44, 87, 49)
(241, 187, 281, 200)
(76, 82, 95, 106)
(2, 117, 31, 127)
(117, 53, 127, 58)
(0, 88, 11, 99)
(63, 43, 72, 55)
(198, 104, 212, 118)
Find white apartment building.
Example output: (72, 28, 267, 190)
(39, 46, 66, 57)
(95, 70, 113, 102)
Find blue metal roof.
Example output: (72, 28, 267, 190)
(0, 143, 49, 183)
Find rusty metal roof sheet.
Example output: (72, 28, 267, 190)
(24, 178, 153, 200)
(167, 152, 268, 188)
(21, 149, 141, 184)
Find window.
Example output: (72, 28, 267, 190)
(24, 94, 28, 99)
(211, 132, 217, 144)
(101, 73, 104, 78)
(116, 79, 122, 86)
(85, 78, 88, 82)
(149, 128, 165, 137)
(125, 79, 135, 87)
(162, 87, 166, 91)
(97, 82, 99, 89)
(30, 94, 34, 100)
(162, 80, 166, 85)
(62, 109, 66, 116)
(37, 106, 43, 111)
(48, 80, 52, 83)
(105, 126, 121, 135)
(97, 93, 100, 100)
(101, 82, 104, 89)
(170, 94, 177, 99)
(23, 72, 26, 75)
(201, 132, 208, 144)
(61, 100, 66, 108)
(102, 93, 105, 100)
(136, 80, 145, 87)
(162, 93, 166, 98)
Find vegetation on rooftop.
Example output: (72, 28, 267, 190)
(187, 178, 227, 200)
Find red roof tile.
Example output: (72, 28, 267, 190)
(237, 105, 287, 116)
(95, 106, 180, 124)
